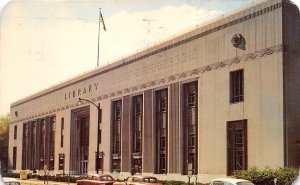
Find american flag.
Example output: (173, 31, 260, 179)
(100, 11, 106, 31)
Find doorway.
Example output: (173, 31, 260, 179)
(70, 106, 90, 175)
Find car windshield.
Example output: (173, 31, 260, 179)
(100, 176, 113, 181)
(237, 182, 254, 185)
(143, 178, 158, 183)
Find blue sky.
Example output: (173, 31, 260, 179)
(0, 0, 299, 116)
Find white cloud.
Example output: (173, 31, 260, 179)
(101, 4, 221, 63)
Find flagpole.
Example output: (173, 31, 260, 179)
(97, 8, 101, 67)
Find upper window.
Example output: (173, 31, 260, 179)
(14, 125, 17, 140)
(61, 118, 64, 148)
(230, 69, 244, 103)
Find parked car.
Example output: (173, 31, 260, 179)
(2, 177, 21, 185)
(210, 178, 254, 185)
(292, 172, 300, 185)
(77, 174, 115, 185)
(0, 175, 5, 185)
(113, 176, 161, 185)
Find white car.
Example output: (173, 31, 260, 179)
(0, 174, 5, 185)
(2, 177, 21, 185)
(292, 172, 300, 185)
(210, 178, 254, 185)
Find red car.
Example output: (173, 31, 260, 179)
(77, 174, 115, 185)
(113, 176, 162, 185)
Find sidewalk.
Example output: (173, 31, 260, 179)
(19, 179, 76, 185)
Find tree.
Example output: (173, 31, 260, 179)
(0, 113, 10, 173)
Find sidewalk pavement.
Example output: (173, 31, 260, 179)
(19, 179, 76, 185)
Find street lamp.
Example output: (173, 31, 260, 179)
(77, 97, 102, 174)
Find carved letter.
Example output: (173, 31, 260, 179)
(65, 93, 67, 100)
(78, 89, 81, 96)
(89, 85, 92, 92)
(83, 88, 87, 94)
(94, 83, 99, 91)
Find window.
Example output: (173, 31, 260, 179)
(182, 82, 198, 175)
(61, 118, 64, 148)
(13, 147, 17, 170)
(49, 116, 56, 170)
(39, 119, 45, 170)
(31, 121, 36, 170)
(22, 123, 28, 170)
(155, 89, 168, 174)
(230, 69, 244, 103)
(111, 100, 122, 172)
(132, 95, 143, 172)
(58, 153, 64, 171)
(227, 120, 247, 175)
(14, 126, 17, 140)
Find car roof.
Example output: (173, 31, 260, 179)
(131, 176, 157, 179)
(89, 174, 112, 177)
(2, 178, 19, 183)
(212, 178, 250, 184)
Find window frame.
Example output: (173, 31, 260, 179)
(230, 69, 244, 103)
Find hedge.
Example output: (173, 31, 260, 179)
(233, 167, 299, 185)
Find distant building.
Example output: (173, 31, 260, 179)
(8, 0, 300, 182)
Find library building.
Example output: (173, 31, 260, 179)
(8, 0, 300, 182)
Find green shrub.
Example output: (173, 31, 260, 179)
(233, 167, 298, 185)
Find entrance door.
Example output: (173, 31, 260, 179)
(227, 120, 247, 175)
(70, 106, 90, 175)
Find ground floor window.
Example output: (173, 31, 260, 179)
(13, 147, 17, 170)
(182, 82, 198, 175)
(227, 120, 247, 175)
(58, 153, 65, 171)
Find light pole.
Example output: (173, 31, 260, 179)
(77, 97, 102, 174)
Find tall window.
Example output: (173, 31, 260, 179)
(155, 89, 168, 174)
(49, 116, 56, 170)
(39, 119, 46, 170)
(61, 118, 64, 148)
(58, 153, 65, 171)
(22, 122, 28, 170)
(227, 120, 247, 175)
(111, 100, 122, 172)
(13, 147, 17, 170)
(230, 69, 244, 103)
(31, 121, 37, 170)
(132, 95, 143, 173)
(14, 126, 17, 140)
(183, 82, 198, 175)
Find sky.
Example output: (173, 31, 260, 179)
(0, 0, 300, 117)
